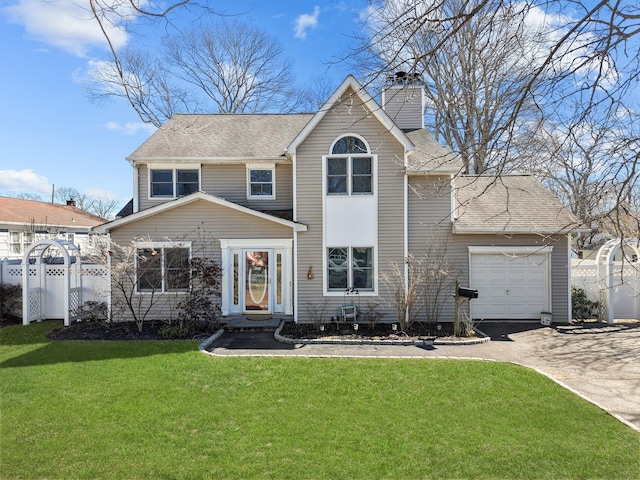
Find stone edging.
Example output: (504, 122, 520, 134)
(199, 322, 490, 352)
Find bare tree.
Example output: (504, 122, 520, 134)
(85, 0, 215, 124)
(352, 0, 640, 238)
(53, 187, 90, 210)
(89, 197, 121, 219)
(165, 21, 301, 114)
(52, 186, 120, 219)
(89, 21, 305, 125)
(355, 0, 551, 175)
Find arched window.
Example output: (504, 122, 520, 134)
(326, 136, 372, 195)
(331, 136, 368, 155)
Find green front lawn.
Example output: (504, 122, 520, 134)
(1, 321, 638, 479)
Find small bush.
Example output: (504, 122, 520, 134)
(79, 301, 109, 324)
(0, 283, 22, 319)
(572, 286, 600, 321)
(361, 302, 384, 329)
(159, 324, 194, 339)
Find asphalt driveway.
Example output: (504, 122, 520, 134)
(206, 321, 640, 431)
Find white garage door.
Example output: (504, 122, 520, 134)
(469, 247, 551, 320)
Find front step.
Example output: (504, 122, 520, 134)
(222, 317, 284, 332)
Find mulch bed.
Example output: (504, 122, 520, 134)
(45, 321, 217, 341)
(279, 321, 457, 341)
(4, 316, 470, 342)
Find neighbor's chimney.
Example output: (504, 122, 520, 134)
(381, 71, 425, 131)
(66, 198, 76, 207)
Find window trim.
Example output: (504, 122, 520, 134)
(246, 163, 276, 200)
(147, 164, 201, 200)
(135, 241, 192, 294)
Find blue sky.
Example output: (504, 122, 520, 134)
(0, 1, 365, 207)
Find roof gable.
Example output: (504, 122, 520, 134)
(94, 192, 307, 233)
(287, 75, 414, 155)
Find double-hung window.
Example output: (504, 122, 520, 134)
(327, 247, 373, 291)
(247, 165, 276, 199)
(149, 168, 199, 198)
(326, 136, 372, 195)
(9, 231, 34, 255)
(136, 243, 190, 293)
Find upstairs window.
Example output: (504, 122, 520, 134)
(247, 165, 276, 199)
(150, 168, 199, 198)
(326, 136, 372, 195)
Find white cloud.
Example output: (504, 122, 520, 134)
(105, 121, 156, 136)
(83, 187, 121, 201)
(3, 0, 128, 57)
(0, 169, 51, 195)
(294, 6, 320, 40)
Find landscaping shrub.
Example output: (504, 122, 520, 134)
(0, 283, 21, 320)
(79, 300, 109, 324)
(571, 286, 600, 321)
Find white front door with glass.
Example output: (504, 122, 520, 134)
(220, 240, 292, 316)
(244, 250, 271, 312)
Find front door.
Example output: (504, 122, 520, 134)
(244, 250, 271, 313)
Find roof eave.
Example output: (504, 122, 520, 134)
(127, 156, 290, 164)
(93, 192, 307, 234)
(452, 225, 589, 235)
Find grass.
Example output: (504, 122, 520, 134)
(1, 321, 639, 479)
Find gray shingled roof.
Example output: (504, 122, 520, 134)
(454, 175, 584, 234)
(405, 129, 463, 174)
(128, 114, 314, 160)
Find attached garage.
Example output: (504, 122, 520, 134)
(469, 246, 553, 320)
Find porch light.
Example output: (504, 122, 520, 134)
(307, 266, 314, 280)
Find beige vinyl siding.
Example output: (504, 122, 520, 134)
(295, 87, 406, 322)
(138, 163, 293, 212)
(201, 164, 293, 210)
(109, 199, 294, 322)
(408, 176, 570, 323)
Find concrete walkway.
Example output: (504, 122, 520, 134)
(203, 321, 640, 432)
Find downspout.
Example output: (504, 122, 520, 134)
(404, 156, 409, 326)
(132, 163, 139, 213)
(293, 231, 299, 323)
(290, 149, 299, 323)
(567, 233, 572, 324)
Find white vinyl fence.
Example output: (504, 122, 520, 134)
(571, 258, 640, 321)
(1, 258, 109, 320)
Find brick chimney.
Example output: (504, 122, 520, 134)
(381, 72, 425, 131)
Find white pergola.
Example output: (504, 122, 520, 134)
(594, 238, 640, 324)
(22, 239, 83, 327)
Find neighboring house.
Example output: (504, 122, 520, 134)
(0, 196, 105, 260)
(94, 74, 583, 323)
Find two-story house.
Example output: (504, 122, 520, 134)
(95, 75, 582, 324)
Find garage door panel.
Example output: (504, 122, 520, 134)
(470, 251, 549, 320)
